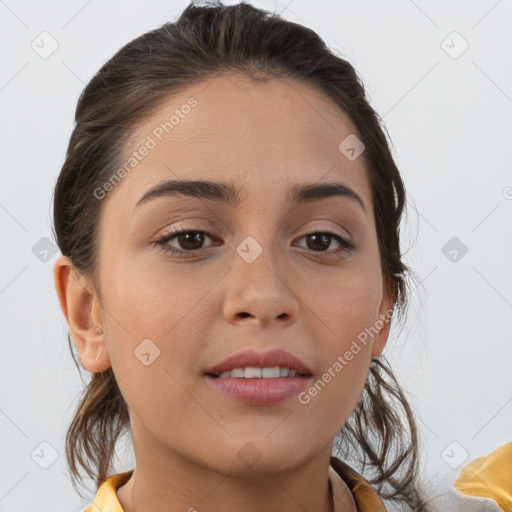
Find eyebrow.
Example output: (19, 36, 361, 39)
(134, 179, 367, 215)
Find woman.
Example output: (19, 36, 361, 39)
(52, 1, 430, 510)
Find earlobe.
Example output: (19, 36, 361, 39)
(53, 255, 111, 373)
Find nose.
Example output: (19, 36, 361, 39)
(222, 243, 300, 328)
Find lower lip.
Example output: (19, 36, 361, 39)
(204, 375, 314, 404)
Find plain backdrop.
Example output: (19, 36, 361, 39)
(0, 0, 511, 510)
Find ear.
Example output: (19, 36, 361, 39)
(371, 277, 396, 359)
(53, 255, 111, 372)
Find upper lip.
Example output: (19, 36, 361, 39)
(205, 348, 312, 376)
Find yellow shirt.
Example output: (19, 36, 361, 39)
(454, 442, 512, 511)
(83, 456, 386, 512)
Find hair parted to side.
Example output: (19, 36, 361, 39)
(52, 1, 429, 510)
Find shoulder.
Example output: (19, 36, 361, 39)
(453, 442, 512, 511)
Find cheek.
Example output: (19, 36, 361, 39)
(307, 261, 382, 343)
(104, 254, 217, 335)
(299, 267, 379, 418)
(299, 311, 374, 433)
(100, 263, 210, 430)
(101, 256, 218, 389)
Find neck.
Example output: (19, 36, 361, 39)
(116, 441, 355, 512)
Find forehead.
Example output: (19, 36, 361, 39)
(100, 73, 372, 222)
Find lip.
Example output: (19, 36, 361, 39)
(204, 348, 312, 376)
(203, 348, 313, 405)
(204, 374, 314, 405)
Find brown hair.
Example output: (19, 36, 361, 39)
(52, 1, 428, 509)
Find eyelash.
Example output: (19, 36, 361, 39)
(154, 225, 354, 259)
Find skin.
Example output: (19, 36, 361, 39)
(54, 73, 394, 512)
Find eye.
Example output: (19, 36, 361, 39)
(295, 231, 354, 257)
(153, 227, 354, 258)
(154, 227, 217, 255)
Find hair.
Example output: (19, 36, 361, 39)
(52, 1, 429, 510)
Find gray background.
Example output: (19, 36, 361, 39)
(1, 0, 511, 510)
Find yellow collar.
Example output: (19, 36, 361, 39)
(454, 442, 512, 511)
(329, 456, 386, 512)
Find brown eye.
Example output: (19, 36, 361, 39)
(304, 233, 331, 251)
(175, 231, 206, 251)
(296, 231, 353, 255)
(155, 228, 216, 255)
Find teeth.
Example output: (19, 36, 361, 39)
(216, 367, 302, 379)
(244, 367, 262, 378)
(230, 368, 244, 378)
(262, 367, 280, 378)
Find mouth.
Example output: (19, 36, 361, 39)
(205, 367, 312, 379)
(203, 348, 314, 405)
(203, 371, 314, 405)
(204, 348, 313, 377)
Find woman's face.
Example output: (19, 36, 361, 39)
(69, 73, 393, 474)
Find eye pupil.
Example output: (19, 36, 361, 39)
(178, 231, 204, 250)
(306, 233, 330, 251)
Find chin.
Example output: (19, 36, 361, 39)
(208, 439, 313, 477)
